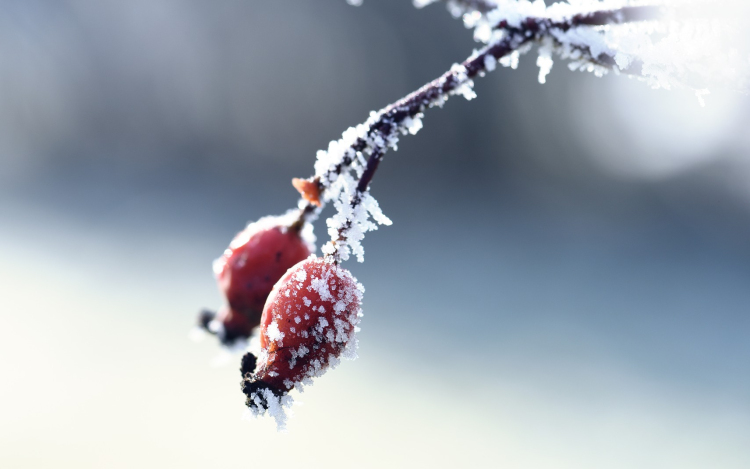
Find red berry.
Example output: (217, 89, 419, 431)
(241, 256, 363, 409)
(212, 216, 313, 338)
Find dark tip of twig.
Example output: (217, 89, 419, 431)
(198, 309, 216, 332)
(240, 352, 257, 378)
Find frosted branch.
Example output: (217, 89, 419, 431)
(293, 0, 749, 264)
(453, 1, 749, 94)
(486, 5, 661, 79)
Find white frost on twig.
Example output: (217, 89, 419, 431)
(320, 170, 394, 263)
(312, 61, 479, 262)
(450, 0, 750, 100)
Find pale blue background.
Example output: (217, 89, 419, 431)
(1, 1, 749, 467)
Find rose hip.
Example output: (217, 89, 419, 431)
(241, 256, 363, 409)
(199, 215, 314, 345)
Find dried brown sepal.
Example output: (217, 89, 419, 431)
(292, 177, 322, 207)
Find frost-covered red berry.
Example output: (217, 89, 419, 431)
(241, 256, 363, 415)
(200, 214, 314, 345)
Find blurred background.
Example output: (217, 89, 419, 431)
(1, 1, 749, 467)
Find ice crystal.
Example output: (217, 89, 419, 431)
(243, 389, 294, 431)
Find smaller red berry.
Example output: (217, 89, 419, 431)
(199, 214, 314, 345)
(241, 256, 364, 414)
